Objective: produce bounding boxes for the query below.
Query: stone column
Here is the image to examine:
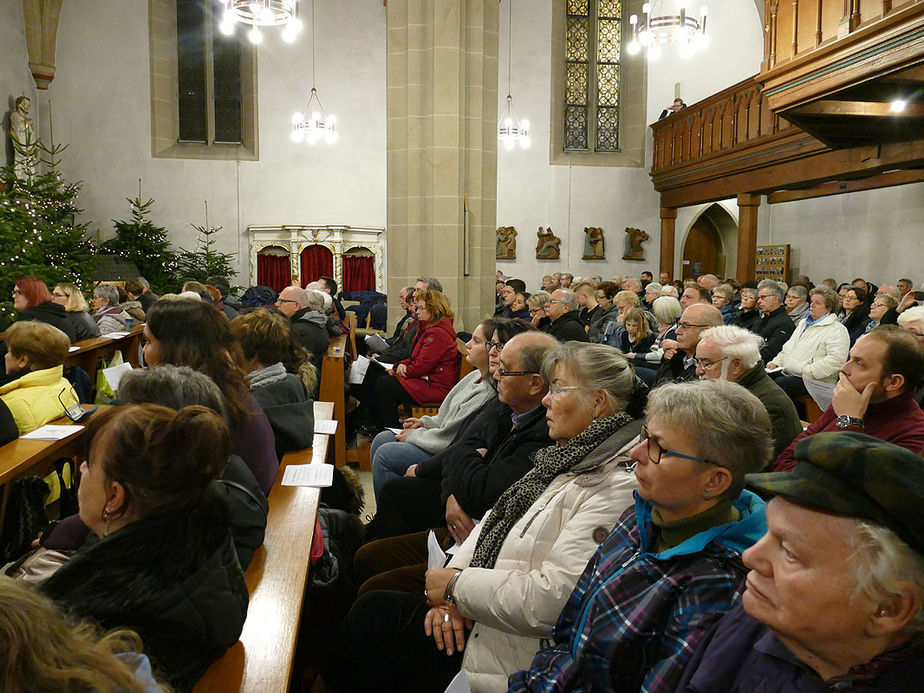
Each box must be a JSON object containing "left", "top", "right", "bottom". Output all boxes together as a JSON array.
[
  {"left": 23, "top": 0, "right": 64, "bottom": 89},
  {"left": 386, "top": 0, "right": 499, "bottom": 331},
  {"left": 736, "top": 193, "right": 761, "bottom": 281},
  {"left": 659, "top": 206, "right": 677, "bottom": 281}
]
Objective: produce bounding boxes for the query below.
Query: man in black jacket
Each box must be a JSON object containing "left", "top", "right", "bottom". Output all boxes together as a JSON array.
[
  {"left": 755, "top": 280, "right": 795, "bottom": 362},
  {"left": 276, "top": 286, "right": 330, "bottom": 372},
  {"left": 543, "top": 289, "right": 589, "bottom": 342}
]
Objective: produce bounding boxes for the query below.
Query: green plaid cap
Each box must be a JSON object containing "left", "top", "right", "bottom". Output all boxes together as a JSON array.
[{"left": 746, "top": 432, "right": 924, "bottom": 555}]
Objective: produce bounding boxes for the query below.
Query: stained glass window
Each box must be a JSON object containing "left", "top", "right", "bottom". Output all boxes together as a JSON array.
[{"left": 564, "top": 0, "right": 622, "bottom": 152}]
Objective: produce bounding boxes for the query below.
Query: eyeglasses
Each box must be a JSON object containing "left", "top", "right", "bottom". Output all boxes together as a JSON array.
[
  {"left": 677, "top": 321, "right": 710, "bottom": 330},
  {"left": 486, "top": 340, "right": 504, "bottom": 351},
  {"left": 496, "top": 368, "right": 537, "bottom": 378},
  {"left": 693, "top": 356, "right": 727, "bottom": 370},
  {"left": 871, "top": 301, "right": 888, "bottom": 308},
  {"left": 547, "top": 299, "right": 563, "bottom": 305},
  {"left": 756, "top": 293, "right": 773, "bottom": 301},
  {"left": 547, "top": 383, "right": 590, "bottom": 396},
  {"left": 12, "top": 288, "right": 21, "bottom": 295},
  {"left": 276, "top": 298, "right": 298, "bottom": 304},
  {"left": 641, "top": 425, "right": 717, "bottom": 465}
]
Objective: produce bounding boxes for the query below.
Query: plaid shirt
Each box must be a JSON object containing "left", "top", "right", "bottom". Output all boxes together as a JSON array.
[{"left": 508, "top": 491, "right": 766, "bottom": 693}]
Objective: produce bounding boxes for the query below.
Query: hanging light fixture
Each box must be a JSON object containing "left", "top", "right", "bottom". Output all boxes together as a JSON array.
[
  {"left": 498, "top": 0, "right": 529, "bottom": 150},
  {"left": 217, "top": 1, "right": 303, "bottom": 44},
  {"left": 291, "top": 0, "right": 337, "bottom": 144},
  {"left": 627, "top": 2, "right": 709, "bottom": 61}
]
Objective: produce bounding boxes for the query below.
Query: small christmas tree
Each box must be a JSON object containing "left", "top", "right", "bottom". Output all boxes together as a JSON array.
[
  {"left": 175, "top": 223, "right": 238, "bottom": 286},
  {"left": 0, "top": 142, "right": 95, "bottom": 324},
  {"left": 103, "top": 196, "right": 178, "bottom": 294}
]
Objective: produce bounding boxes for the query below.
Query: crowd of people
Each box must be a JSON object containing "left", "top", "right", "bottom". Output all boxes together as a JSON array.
[{"left": 0, "top": 266, "right": 922, "bottom": 692}]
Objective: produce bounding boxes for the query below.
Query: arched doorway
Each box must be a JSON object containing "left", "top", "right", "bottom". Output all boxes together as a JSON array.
[
  {"left": 300, "top": 245, "right": 334, "bottom": 287},
  {"left": 682, "top": 204, "right": 738, "bottom": 280}
]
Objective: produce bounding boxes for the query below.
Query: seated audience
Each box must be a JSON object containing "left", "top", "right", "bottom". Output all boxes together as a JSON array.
[
  {"left": 90, "top": 284, "right": 132, "bottom": 334},
  {"left": 696, "top": 325, "right": 801, "bottom": 459},
  {"left": 143, "top": 300, "right": 278, "bottom": 492},
  {"left": 275, "top": 286, "right": 330, "bottom": 374},
  {"left": 231, "top": 309, "right": 316, "bottom": 459},
  {"left": 0, "top": 577, "right": 168, "bottom": 692},
  {"left": 839, "top": 284, "right": 872, "bottom": 344},
  {"left": 784, "top": 284, "right": 809, "bottom": 324},
  {"left": 631, "top": 295, "right": 682, "bottom": 379},
  {"left": 370, "top": 290, "right": 459, "bottom": 429},
  {"left": 51, "top": 281, "right": 99, "bottom": 340},
  {"left": 542, "top": 288, "right": 589, "bottom": 342},
  {"left": 697, "top": 273, "right": 720, "bottom": 291},
  {"left": 587, "top": 281, "right": 618, "bottom": 342},
  {"left": 642, "top": 281, "right": 661, "bottom": 310},
  {"left": 600, "top": 290, "right": 652, "bottom": 347},
  {"left": 773, "top": 325, "right": 924, "bottom": 471},
  {"left": 677, "top": 433, "right": 924, "bottom": 693},
  {"left": 39, "top": 404, "right": 248, "bottom": 691},
  {"left": 573, "top": 280, "right": 599, "bottom": 328},
  {"left": 206, "top": 274, "right": 241, "bottom": 320},
  {"left": 711, "top": 284, "right": 736, "bottom": 324},
  {"left": 496, "top": 279, "right": 525, "bottom": 318},
  {"left": 755, "top": 280, "right": 796, "bottom": 363},
  {"left": 10, "top": 277, "right": 77, "bottom": 341},
  {"left": 315, "top": 342, "right": 643, "bottom": 692},
  {"left": 316, "top": 274, "right": 347, "bottom": 321},
  {"left": 117, "top": 284, "right": 146, "bottom": 323},
  {"left": 0, "top": 321, "right": 79, "bottom": 434},
  {"left": 127, "top": 276, "right": 159, "bottom": 312},
  {"left": 508, "top": 290, "right": 530, "bottom": 321},
  {"left": 681, "top": 281, "right": 712, "bottom": 310},
  {"left": 898, "top": 306, "right": 924, "bottom": 405},
  {"left": 767, "top": 287, "right": 850, "bottom": 400},
  {"left": 525, "top": 290, "right": 551, "bottom": 329},
  {"left": 383, "top": 285, "right": 415, "bottom": 346},
  {"left": 660, "top": 283, "right": 680, "bottom": 299},
  {"left": 734, "top": 286, "right": 760, "bottom": 331},
  {"left": 369, "top": 318, "right": 496, "bottom": 499},
  {"left": 619, "top": 306, "right": 656, "bottom": 357},
  {"left": 655, "top": 303, "right": 724, "bottom": 385},
  {"left": 559, "top": 272, "right": 573, "bottom": 288},
  {"left": 510, "top": 378, "right": 771, "bottom": 692},
  {"left": 865, "top": 292, "right": 900, "bottom": 333}
]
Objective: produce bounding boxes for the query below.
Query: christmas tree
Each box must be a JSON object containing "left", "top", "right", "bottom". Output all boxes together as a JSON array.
[
  {"left": 0, "top": 142, "right": 95, "bottom": 324},
  {"left": 175, "top": 222, "right": 238, "bottom": 286},
  {"left": 103, "top": 196, "right": 178, "bottom": 294}
]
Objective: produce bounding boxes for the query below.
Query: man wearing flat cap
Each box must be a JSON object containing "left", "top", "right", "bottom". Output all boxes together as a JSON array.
[{"left": 675, "top": 432, "right": 924, "bottom": 692}]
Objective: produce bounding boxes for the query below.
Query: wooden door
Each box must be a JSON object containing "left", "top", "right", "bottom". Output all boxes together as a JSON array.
[{"left": 682, "top": 219, "right": 721, "bottom": 280}]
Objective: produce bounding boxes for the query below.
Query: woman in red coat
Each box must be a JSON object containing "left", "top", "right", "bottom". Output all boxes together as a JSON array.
[{"left": 372, "top": 290, "right": 459, "bottom": 429}]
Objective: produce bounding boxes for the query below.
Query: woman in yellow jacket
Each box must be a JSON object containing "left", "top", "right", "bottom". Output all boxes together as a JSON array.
[{"left": 1, "top": 321, "right": 79, "bottom": 434}]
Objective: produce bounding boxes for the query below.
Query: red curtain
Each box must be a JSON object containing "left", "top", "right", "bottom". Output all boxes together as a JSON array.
[
  {"left": 257, "top": 253, "right": 290, "bottom": 293},
  {"left": 300, "top": 245, "right": 334, "bottom": 286},
  {"left": 342, "top": 255, "right": 375, "bottom": 292}
]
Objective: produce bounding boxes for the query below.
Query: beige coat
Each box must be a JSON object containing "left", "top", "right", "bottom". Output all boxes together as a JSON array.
[{"left": 447, "top": 422, "right": 642, "bottom": 693}]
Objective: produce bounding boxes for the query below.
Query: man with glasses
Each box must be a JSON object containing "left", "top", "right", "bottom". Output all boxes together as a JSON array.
[
  {"left": 695, "top": 325, "right": 801, "bottom": 459},
  {"left": 755, "top": 280, "right": 795, "bottom": 362},
  {"left": 655, "top": 303, "right": 723, "bottom": 385},
  {"left": 276, "top": 286, "right": 330, "bottom": 373},
  {"left": 543, "top": 289, "right": 589, "bottom": 343}
]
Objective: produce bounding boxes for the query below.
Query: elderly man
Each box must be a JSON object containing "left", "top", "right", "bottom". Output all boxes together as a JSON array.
[
  {"left": 773, "top": 325, "right": 924, "bottom": 471},
  {"left": 623, "top": 276, "right": 643, "bottom": 299},
  {"left": 696, "top": 325, "right": 802, "bottom": 459},
  {"left": 655, "top": 303, "right": 723, "bottom": 385},
  {"left": 276, "top": 286, "right": 330, "bottom": 371},
  {"left": 543, "top": 289, "right": 589, "bottom": 342},
  {"left": 784, "top": 285, "right": 808, "bottom": 324},
  {"left": 680, "top": 282, "right": 712, "bottom": 311},
  {"left": 755, "top": 280, "right": 796, "bottom": 362},
  {"left": 897, "top": 278, "right": 914, "bottom": 298},
  {"left": 677, "top": 432, "right": 924, "bottom": 692},
  {"left": 697, "top": 273, "right": 720, "bottom": 291},
  {"left": 415, "top": 275, "right": 443, "bottom": 293}
]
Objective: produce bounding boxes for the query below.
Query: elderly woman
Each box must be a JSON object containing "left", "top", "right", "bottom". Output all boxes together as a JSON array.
[
  {"left": 10, "top": 277, "right": 77, "bottom": 341},
  {"left": 631, "top": 295, "right": 682, "bottom": 382},
  {"left": 526, "top": 291, "right": 551, "bottom": 329},
  {"left": 587, "top": 281, "right": 619, "bottom": 342},
  {"left": 660, "top": 284, "right": 680, "bottom": 299},
  {"left": 734, "top": 286, "right": 761, "bottom": 331},
  {"left": 510, "top": 379, "right": 771, "bottom": 693},
  {"left": 643, "top": 281, "right": 662, "bottom": 310},
  {"left": 368, "top": 318, "right": 497, "bottom": 500},
  {"left": 0, "top": 321, "right": 79, "bottom": 434},
  {"left": 370, "top": 289, "right": 459, "bottom": 429},
  {"left": 91, "top": 284, "right": 132, "bottom": 334},
  {"left": 785, "top": 284, "right": 809, "bottom": 324},
  {"left": 39, "top": 404, "right": 248, "bottom": 692},
  {"left": 865, "top": 292, "right": 900, "bottom": 334},
  {"left": 768, "top": 287, "right": 850, "bottom": 399},
  {"left": 839, "top": 285, "right": 871, "bottom": 345},
  {"left": 314, "top": 343, "right": 644, "bottom": 693},
  {"left": 52, "top": 282, "right": 100, "bottom": 340},
  {"left": 143, "top": 300, "right": 278, "bottom": 492},
  {"left": 712, "top": 284, "right": 736, "bottom": 324}
]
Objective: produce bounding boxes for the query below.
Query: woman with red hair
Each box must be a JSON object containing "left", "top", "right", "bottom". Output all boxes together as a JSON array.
[{"left": 11, "top": 277, "right": 78, "bottom": 342}]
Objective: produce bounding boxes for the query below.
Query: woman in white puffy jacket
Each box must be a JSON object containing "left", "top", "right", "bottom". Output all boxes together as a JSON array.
[
  {"left": 313, "top": 342, "right": 644, "bottom": 693},
  {"left": 767, "top": 286, "right": 849, "bottom": 400}
]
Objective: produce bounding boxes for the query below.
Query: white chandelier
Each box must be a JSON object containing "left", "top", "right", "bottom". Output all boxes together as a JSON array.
[
  {"left": 290, "top": 0, "right": 336, "bottom": 145},
  {"left": 627, "top": 2, "right": 709, "bottom": 61},
  {"left": 497, "top": 0, "right": 529, "bottom": 150},
  {"left": 217, "top": 1, "right": 303, "bottom": 44}
]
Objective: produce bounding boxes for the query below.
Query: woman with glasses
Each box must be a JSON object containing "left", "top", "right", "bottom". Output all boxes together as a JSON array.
[
  {"left": 510, "top": 379, "right": 770, "bottom": 693},
  {"left": 51, "top": 282, "right": 100, "bottom": 340},
  {"left": 838, "top": 285, "right": 871, "bottom": 345},
  {"left": 525, "top": 291, "right": 551, "bottom": 329},
  {"left": 865, "top": 293, "right": 899, "bottom": 334},
  {"left": 587, "top": 281, "right": 619, "bottom": 342},
  {"left": 314, "top": 342, "right": 644, "bottom": 693},
  {"left": 9, "top": 277, "right": 78, "bottom": 342},
  {"left": 733, "top": 286, "right": 761, "bottom": 331}
]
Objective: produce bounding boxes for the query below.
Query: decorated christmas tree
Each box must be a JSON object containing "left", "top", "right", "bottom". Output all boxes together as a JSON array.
[
  {"left": 103, "top": 195, "right": 178, "bottom": 294},
  {"left": 0, "top": 142, "right": 95, "bottom": 324},
  {"left": 175, "top": 221, "right": 238, "bottom": 286}
]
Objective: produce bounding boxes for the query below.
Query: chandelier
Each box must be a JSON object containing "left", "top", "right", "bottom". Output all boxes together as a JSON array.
[
  {"left": 497, "top": 0, "right": 529, "bottom": 150},
  {"left": 627, "top": 2, "right": 709, "bottom": 60},
  {"left": 290, "top": 0, "right": 336, "bottom": 144},
  {"left": 217, "top": 1, "right": 303, "bottom": 44}
]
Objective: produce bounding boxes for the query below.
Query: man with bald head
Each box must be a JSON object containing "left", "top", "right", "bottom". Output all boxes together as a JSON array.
[
  {"left": 697, "top": 273, "right": 720, "bottom": 291},
  {"left": 277, "top": 286, "right": 330, "bottom": 371},
  {"left": 655, "top": 303, "right": 724, "bottom": 385}
]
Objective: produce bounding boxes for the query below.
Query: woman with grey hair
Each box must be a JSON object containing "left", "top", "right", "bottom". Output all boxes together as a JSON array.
[
  {"left": 711, "top": 284, "right": 736, "bottom": 324},
  {"left": 90, "top": 284, "right": 132, "bottom": 334},
  {"left": 526, "top": 290, "right": 551, "bottom": 329},
  {"left": 631, "top": 295, "right": 682, "bottom": 384},
  {"left": 316, "top": 343, "right": 645, "bottom": 693},
  {"left": 511, "top": 378, "right": 771, "bottom": 693}
]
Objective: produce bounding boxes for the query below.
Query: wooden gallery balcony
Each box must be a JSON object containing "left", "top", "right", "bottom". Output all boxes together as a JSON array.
[{"left": 650, "top": 0, "right": 924, "bottom": 280}]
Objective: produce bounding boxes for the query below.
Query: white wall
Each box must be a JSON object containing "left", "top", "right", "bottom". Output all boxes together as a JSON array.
[
  {"left": 1, "top": 1, "right": 37, "bottom": 168},
  {"left": 36, "top": 0, "right": 387, "bottom": 282}
]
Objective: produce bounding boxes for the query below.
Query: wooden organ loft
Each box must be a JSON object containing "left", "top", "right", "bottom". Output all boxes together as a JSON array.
[{"left": 651, "top": 0, "right": 924, "bottom": 281}]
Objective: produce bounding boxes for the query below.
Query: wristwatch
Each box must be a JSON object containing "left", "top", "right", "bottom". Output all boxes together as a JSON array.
[{"left": 835, "top": 415, "right": 864, "bottom": 430}]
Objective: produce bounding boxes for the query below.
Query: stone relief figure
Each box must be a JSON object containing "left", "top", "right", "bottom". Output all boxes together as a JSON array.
[
  {"left": 9, "top": 95, "right": 36, "bottom": 180},
  {"left": 496, "top": 225, "right": 517, "bottom": 259},
  {"left": 622, "top": 227, "right": 650, "bottom": 261},
  {"left": 535, "top": 226, "right": 561, "bottom": 260},
  {"left": 582, "top": 226, "right": 605, "bottom": 259}
]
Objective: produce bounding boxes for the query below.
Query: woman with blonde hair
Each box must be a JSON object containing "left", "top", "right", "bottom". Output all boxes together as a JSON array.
[
  {"left": 51, "top": 282, "right": 100, "bottom": 340},
  {"left": 0, "top": 577, "right": 168, "bottom": 692}
]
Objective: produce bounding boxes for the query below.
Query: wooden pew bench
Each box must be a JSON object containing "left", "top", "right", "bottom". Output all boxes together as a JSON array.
[{"left": 194, "top": 401, "right": 334, "bottom": 693}]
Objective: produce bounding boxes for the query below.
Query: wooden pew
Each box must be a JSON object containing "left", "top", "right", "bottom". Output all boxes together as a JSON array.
[
  {"left": 66, "top": 324, "right": 145, "bottom": 396},
  {"left": 318, "top": 335, "right": 348, "bottom": 469},
  {"left": 194, "top": 401, "right": 333, "bottom": 693}
]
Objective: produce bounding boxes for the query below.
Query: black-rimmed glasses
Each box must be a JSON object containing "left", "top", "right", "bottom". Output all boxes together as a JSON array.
[{"left": 641, "top": 425, "right": 717, "bottom": 465}]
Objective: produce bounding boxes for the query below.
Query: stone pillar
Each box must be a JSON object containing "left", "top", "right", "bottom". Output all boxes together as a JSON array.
[
  {"left": 386, "top": 0, "right": 499, "bottom": 331},
  {"left": 659, "top": 206, "right": 677, "bottom": 281},
  {"left": 23, "top": 0, "right": 64, "bottom": 89},
  {"left": 736, "top": 193, "right": 761, "bottom": 281}
]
